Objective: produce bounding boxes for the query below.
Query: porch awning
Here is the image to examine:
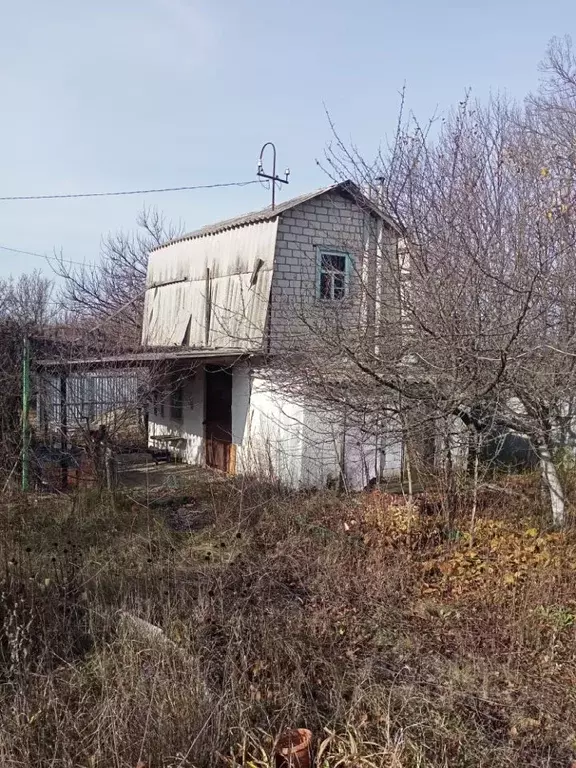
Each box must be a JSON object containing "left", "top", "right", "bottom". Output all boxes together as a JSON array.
[{"left": 36, "top": 347, "right": 260, "bottom": 371}]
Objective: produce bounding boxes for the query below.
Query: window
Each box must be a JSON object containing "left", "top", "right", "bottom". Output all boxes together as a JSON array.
[
  {"left": 318, "top": 249, "right": 350, "bottom": 300},
  {"left": 152, "top": 389, "right": 163, "bottom": 418},
  {"left": 152, "top": 389, "right": 164, "bottom": 418},
  {"left": 170, "top": 384, "right": 183, "bottom": 422}
]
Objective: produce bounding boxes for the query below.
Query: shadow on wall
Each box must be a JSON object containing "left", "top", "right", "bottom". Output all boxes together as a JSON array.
[{"left": 482, "top": 430, "right": 539, "bottom": 472}]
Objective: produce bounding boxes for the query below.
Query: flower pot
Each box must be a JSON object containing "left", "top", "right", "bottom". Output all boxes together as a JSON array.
[{"left": 274, "top": 728, "right": 313, "bottom": 768}]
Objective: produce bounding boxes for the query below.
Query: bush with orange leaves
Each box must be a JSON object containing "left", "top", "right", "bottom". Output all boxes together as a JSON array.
[{"left": 357, "top": 488, "right": 576, "bottom": 603}]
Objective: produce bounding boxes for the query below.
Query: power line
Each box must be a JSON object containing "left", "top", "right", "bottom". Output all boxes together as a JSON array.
[
  {"left": 0, "top": 244, "right": 89, "bottom": 267},
  {"left": 0, "top": 179, "right": 259, "bottom": 202},
  {"left": 0, "top": 176, "right": 262, "bottom": 268}
]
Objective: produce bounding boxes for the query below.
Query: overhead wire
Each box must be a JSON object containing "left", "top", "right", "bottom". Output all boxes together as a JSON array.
[
  {"left": 0, "top": 179, "right": 259, "bottom": 201},
  {"left": 0, "top": 177, "right": 262, "bottom": 267},
  {"left": 0, "top": 244, "right": 89, "bottom": 267}
]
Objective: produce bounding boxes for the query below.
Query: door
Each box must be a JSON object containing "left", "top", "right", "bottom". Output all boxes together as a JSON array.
[{"left": 204, "top": 366, "right": 233, "bottom": 472}]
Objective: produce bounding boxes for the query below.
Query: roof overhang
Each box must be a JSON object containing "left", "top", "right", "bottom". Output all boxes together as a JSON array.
[{"left": 37, "top": 347, "right": 262, "bottom": 371}]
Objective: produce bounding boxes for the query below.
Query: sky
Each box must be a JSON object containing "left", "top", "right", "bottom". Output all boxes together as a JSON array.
[{"left": 0, "top": 0, "right": 574, "bottom": 280}]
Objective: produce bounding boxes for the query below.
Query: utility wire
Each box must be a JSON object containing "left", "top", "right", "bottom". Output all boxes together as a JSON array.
[
  {"left": 0, "top": 179, "right": 259, "bottom": 202},
  {"left": 0, "top": 177, "right": 261, "bottom": 265},
  {"left": 0, "top": 244, "right": 89, "bottom": 267}
]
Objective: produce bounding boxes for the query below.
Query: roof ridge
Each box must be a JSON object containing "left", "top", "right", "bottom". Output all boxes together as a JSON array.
[{"left": 151, "top": 180, "right": 396, "bottom": 251}]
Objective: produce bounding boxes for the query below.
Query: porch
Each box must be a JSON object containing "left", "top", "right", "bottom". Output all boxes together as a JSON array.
[{"left": 35, "top": 346, "right": 256, "bottom": 487}]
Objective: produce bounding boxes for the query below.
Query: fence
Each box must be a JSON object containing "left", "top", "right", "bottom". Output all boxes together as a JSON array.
[
  {"left": 33, "top": 368, "right": 149, "bottom": 490},
  {"left": 38, "top": 370, "right": 144, "bottom": 431}
]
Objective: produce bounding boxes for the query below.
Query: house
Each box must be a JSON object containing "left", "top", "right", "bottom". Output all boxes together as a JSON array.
[{"left": 143, "top": 180, "right": 405, "bottom": 489}]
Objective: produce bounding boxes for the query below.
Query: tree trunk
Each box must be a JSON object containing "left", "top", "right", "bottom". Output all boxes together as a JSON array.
[
  {"left": 469, "top": 429, "right": 480, "bottom": 541},
  {"left": 537, "top": 440, "right": 566, "bottom": 527}
]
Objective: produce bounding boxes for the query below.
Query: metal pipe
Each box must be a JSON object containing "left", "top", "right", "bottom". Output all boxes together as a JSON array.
[
  {"left": 257, "top": 141, "right": 290, "bottom": 210},
  {"left": 21, "top": 337, "right": 30, "bottom": 491},
  {"left": 60, "top": 371, "right": 68, "bottom": 491}
]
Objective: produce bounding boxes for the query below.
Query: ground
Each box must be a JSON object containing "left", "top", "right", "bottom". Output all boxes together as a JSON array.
[{"left": 0, "top": 470, "right": 575, "bottom": 767}]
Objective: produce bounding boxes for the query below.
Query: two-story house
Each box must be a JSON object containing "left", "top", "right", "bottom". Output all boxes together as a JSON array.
[{"left": 144, "top": 180, "right": 404, "bottom": 489}]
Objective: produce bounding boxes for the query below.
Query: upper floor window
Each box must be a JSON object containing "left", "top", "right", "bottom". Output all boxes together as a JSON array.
[{"left": 317, "top": 248, "right": 351, "bottom": 300}]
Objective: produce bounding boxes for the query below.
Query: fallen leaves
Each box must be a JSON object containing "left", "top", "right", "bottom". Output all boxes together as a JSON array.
[{"left": 358, "top": 492, "right": 576, "bottom": 606}]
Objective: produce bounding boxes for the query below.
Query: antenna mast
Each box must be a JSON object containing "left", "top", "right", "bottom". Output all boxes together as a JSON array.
[{"left": 257, "top": 142, "right": 290, "bottom": 210}]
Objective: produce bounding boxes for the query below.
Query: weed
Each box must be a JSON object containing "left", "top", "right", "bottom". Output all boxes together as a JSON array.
[{"left": 0, "top": 477, "right": 573, "bottom": 766}]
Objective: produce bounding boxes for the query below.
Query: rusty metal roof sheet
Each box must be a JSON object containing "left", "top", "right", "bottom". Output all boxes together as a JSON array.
[{"left": 152, "top": 180, "right": 399, "bottom": 251}]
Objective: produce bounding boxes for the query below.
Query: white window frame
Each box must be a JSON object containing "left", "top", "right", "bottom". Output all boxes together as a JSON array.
[{"left": 316, "top": 247, "right": 352, "bottom": 301}]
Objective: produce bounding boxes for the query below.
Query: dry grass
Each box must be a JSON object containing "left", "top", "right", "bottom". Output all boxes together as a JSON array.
[{"left": 0, "top": 473, "right": 575, "bottom": 767}]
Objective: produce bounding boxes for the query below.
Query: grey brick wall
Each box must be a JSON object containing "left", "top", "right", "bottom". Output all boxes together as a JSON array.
[{"left": 268, "top": 190, "right": 397, "bottom": 353}]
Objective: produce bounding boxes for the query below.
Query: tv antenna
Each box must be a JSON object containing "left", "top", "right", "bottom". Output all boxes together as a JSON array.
[{"left": 257, "top": 142, "right": 290, "bottom": 210}]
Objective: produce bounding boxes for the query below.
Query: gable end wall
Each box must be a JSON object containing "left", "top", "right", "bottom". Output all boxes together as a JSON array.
[{"left": 268, "top": 190, "right": 378, "bottom": 352}]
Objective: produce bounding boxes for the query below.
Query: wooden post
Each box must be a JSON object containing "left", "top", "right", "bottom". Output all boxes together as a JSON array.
[
  {"left": 205, "top": 267, "right": 211, "bottom": 345},
  {"left": 104, "top": 427, "right": 116, "bottom": 491}
]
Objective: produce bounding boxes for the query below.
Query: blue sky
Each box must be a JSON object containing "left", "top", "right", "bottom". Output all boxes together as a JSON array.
[{"left": 0, "top": 0, "right": 573, "bottom": 279}]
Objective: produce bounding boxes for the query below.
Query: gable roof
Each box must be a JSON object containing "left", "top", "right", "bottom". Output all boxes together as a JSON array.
[{"left": 152, "top": 180, "right": 400, "bottom": 251}]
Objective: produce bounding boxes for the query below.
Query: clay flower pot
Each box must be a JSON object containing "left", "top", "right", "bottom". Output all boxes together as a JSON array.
[{"left": 274, "top": 728, "right": 313, "bottom": 768}]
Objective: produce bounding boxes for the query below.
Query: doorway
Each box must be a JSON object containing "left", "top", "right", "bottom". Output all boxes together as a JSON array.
[{"left": 204, "top": 365, "right": 233, "bottom": 472}]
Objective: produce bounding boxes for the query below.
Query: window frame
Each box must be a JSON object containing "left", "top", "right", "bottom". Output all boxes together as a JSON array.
[
  {"left": 170, "top": 383, "right": 184, "bottom": 423},
  {"left": 316, "top": 247, "right": 352, "bottom": 301},
  {"left": 152, "top": 389, "right": 165, "bottom": 419}
]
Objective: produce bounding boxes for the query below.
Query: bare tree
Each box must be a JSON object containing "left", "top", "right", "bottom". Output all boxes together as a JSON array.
[
  {"left": 264, "top": 41, "right": 576, "bottom": 526},
  {"left": 0, "top": 272, "right": 54, "bottom": 481},
  {"left": 56, "top": 208, "right": 183, "bottom": 346},
  {"left": 0, "top": 272, "right": 55, "bottom": 326}
]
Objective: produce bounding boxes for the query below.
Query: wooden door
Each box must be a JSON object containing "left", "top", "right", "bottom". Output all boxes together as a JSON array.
[{"left": 205, "top": 366, "right": 233, "bottom": 472}]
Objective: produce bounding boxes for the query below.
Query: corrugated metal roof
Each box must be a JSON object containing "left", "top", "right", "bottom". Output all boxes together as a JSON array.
[
  {"left": 142, "top": 218, "right": 278, "bottom": 349},
  {"left": 152, "top": 180, "right": 398, "bottom": 251},
  {"left": 38, "top": 348, "right": 255, "bottom": 369}
]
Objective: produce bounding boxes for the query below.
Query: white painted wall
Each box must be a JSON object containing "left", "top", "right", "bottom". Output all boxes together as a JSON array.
[
  {"left": 148, "top": 363, "right": 403, "bottom": 489},
  {"left": 148, "top": 369, "right": 204, "bottom": 464},
  {"left": 237, "top": 384, "right": 402, "bottom": 490},
  {"left": 236, "top": 371, "right": 305, "bottom": 486},
  {"left": 300, "top": 407, "right": 343, "bottom": 488},
  {"left": 381, "top": 436, "right": 403, "bottom": 479},
  {"left": 344, "top": 428, "right": 380, "bottom": 490}
]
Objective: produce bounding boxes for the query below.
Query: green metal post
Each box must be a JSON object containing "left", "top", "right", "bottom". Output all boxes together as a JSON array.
[{"left": 21, "top": 336, "right": 30, "bottom": 491}]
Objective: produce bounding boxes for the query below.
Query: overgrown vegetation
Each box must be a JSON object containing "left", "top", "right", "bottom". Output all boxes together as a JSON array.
[
  {"left": 0, "top": 474, "right": 575, "bottom": 767},
  {"left": 0, "top": 272, "right": 53, "bottom": 483}
]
